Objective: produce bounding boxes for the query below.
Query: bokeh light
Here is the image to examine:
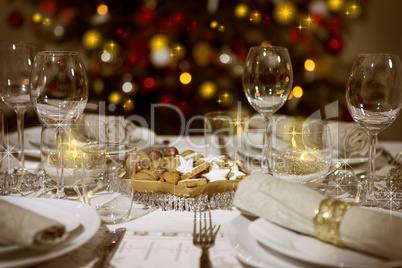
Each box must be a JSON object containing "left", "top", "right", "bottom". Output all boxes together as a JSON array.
[
  {"left": 210, "top": 20, "right": 218, "bottom": 29},
  {"left": 83, "top": 29, "right": 102, "bottom": 49},
  {"left": 199, "top": 81, "right": 217, "bottom": 99},
  {"left": 122, "top": 82, "right": 134, "bottom": 93},
  {"left": 108, "top": 91, "right": 122, "bottom": 105},
  {"left": 293, "top": 86, "right": 303, "bottom": 98},
  {"left": 327, "top": 0, "right": 344, "bottom": 11},
  {"left": 97, "top": 4, "right": 108, "bottom": 15},
  {"left": 144, "top": 77, "right": 155, "bottom": 88},
  {"left": 180, "top": 72, "right": 192, "bottom": 84},
  {"left": 32, "top": 13, "right": 42, "bottom": 23},
  {"left": 304, "top": 59, "right": 315, "bottom": 71},
  {"left": 234, "top": 4, "right": 249, "bottom": 18}
]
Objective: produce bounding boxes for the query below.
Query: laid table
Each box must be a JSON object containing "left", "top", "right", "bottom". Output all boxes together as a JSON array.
[{"left": 3, "top": 134, "right": 402, "bottom": 268}]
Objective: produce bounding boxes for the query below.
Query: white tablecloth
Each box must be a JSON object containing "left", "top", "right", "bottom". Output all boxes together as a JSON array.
[{"left": 7, "top": 136, "right": 402, "bottom": 268}]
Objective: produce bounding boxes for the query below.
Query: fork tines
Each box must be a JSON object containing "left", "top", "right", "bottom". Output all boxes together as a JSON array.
[{"left": 193, "top": 210, "right": 221, "bottom": 248}]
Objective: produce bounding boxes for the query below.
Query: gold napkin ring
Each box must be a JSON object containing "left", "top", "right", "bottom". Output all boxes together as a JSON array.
[{"left": 313, "top": 197, "right": 354, "bottom": 247}]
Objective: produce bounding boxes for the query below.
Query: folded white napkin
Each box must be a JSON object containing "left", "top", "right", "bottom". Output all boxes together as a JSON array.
[
  {"left": 233, "top": 172, "right": 402, "bottom": 260},
  {"left": 0, "top": 200, "right": 67, "bottom": 249},
  {"left": 77, "top": 114, "right": 136, "bottom": 143},
  {"left": 249, "top": 114, "right": 369, "bottom": 156}
]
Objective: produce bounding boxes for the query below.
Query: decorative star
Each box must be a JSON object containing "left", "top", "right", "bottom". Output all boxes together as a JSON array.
[
  {"left": 203, "top": 162, "right": 230, "bottom": 183},
  {"left": 228, "top": 164, "right": 246, "bottom": 180},
  {"left": 175, "top": 155, "right": 194, "bottom": 174}
]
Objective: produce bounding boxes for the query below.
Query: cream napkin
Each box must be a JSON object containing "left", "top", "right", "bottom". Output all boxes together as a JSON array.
[
  {"left": 0, "top": 200, "right": 67, "bottom": 249},
  {"left": 249, "top": 114, "right": 369, "bottom": 156},
  {"left": 233, "top": 172, "right": 402, "bottom": 260},
  {"left": 77, "top": 114, "right": 136, "bottom": 143}
]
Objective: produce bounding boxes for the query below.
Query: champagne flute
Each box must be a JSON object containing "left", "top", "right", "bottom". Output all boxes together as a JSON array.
[
  {"left": 0, "top": 42, "right": 38, "bottom": 174},
  {"left": 30, "top": 51, "right": 88, "bottom": 199},
  {"left": 346, "top": 53, "right": 402, "bottom": 206},
  {"left": 243, "top": 46, "right": 293, "bottom": 172}
]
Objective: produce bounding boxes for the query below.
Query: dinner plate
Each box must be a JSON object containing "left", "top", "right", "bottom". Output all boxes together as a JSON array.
[
  {"left": 7, "top": 126, "right": 156, "bottom": 159},
  {"left": 0, "top": 196, "right": 81, "bottom": 254},
  {"left": 0, "top": 197, "right": 100, "bottom": 268},
  {"left": 226, "top": 214, "right": 316, "bottom": 268},
  {"left": 248, "top": 217, "right": 402, "bottom": 268}
]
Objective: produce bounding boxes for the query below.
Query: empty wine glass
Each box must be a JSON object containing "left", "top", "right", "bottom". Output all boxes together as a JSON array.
[
  {"left": 30, "top": 51, "right": 89, "bottom": 199},
  {"left": 346, "top": 53, "right": 402, "bottom": 206},
  {"left": 0, "top": 42, "right": 38, "bottom": 174},
  {"left": 243, "top": 46, "right": 293, "bottom": 172}
]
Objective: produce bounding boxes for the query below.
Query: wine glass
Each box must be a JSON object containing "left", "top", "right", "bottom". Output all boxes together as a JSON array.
[
  {"left": 346, "top": 53, "right": 402, "bottom": 206},
  {"left": 30, "top": 51, "right": 89, "bottom": 199},
  {"left": 243, "top": 46, "right": 293, "bottom": 172},
  {"left": 0, "top": 42, "right": 38, "bottom": 174}
]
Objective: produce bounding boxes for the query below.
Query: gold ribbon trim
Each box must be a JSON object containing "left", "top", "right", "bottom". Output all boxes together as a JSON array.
[{"left": 313, "top": 197, "right": 354, "bottom": 247}]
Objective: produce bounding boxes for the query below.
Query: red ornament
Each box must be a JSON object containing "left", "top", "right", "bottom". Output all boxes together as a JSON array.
[
  {"left": 325, "top": 35, "right": 344, "bottom": 55},
  {"left": 8, "top": 11, "right": 24, "bottom": 27},
  {"left": 41, "top": 0, "right": 56, "bottom": 15},
  {"left": 289, "top": 29, "right": 300, "bottom": 41}
]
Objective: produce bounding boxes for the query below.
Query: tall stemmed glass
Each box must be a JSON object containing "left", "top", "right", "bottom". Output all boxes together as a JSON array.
[
  {"left": 243, "top": 46, "right": 293, "bottom": 172},
  {"left": 30, "top": 51, "right": 88, "bottom": 199},
  {"left": 0, "top": 42, "right": 38, "bottom": 174},
  {"left": 346, "top": 54, "right": 402, "bottom": 206}
]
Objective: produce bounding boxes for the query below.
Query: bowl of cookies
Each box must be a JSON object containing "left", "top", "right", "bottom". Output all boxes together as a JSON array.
[{"left": 125, "top": 146, "right": 249, "bottom": 210}]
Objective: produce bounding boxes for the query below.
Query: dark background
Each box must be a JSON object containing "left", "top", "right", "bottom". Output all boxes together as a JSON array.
[{"left": 0, "top": 0, "right": 401, "bottom": 140}]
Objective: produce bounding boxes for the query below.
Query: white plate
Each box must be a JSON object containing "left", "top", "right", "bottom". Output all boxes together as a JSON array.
[
  {"left": 8, "top": 126, "right": 156, "bottom": 159},
  {"left": 0, "top": 197, "right": 100, "bottom": 268},
  {"left": 0, "top": 196, "right": 81, "bottom": 253},
  {"left": 248, "top": 217, "right": 402, "bottom": 268},
  {"left": 226, "top": 214, "right": 315, "bottom": 268}
]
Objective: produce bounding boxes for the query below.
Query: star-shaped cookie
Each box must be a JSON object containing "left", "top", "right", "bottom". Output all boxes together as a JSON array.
[
  {"left": 203, "top": 162, "right": 230, "bottom": 183},
  {"left": 228, "top": 163, "right": 246, "bottom": 180}
]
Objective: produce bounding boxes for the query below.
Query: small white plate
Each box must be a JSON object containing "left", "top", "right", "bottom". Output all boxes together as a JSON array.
[
  {"left": 8, "top": 126, "right": 157, "bottom": 159},
  {"left": 0, "top": 197, "right": 100, "bottom": 268},
  {"left": 248, "top": 217, "right": 402, "bottom": 268}
]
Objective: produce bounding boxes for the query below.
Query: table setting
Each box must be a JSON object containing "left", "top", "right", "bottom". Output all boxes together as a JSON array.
[{"left": 0, "top": 42, "right": 402, "bottom": 268}]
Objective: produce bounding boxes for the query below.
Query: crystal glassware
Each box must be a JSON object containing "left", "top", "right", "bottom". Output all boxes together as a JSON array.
[
  {"left": 0, "top": 42, "right": 38, "bottom": 174},
  {"left": 243, "top": 46, "right": 293, "bottom": 172},
  {"left": 30, "top": 51, "right": 89, "bottom": 199},
  {"left": 346, "top": 53, "right": 402, "bottom": 206}
]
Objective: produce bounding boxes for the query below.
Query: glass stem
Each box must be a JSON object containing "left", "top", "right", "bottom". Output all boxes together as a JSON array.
[
  {"left": 366, "top": 133, "right": 377, "bottom": 198},
  {"left": 261, "top": 117, "right": 271, "bottom": 173},
  {"left": 15, "top": 109, "right": 26, "bottom": 169},
  {"left": 55, "top": 129, "right": 66, "bottom": 199}
]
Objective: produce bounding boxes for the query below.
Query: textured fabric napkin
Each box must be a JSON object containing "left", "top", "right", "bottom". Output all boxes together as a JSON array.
[
  {"left": 0, "top": 200, "right": 67, "bottom": 249},
  {"left": 233, "top": 172, "right": 402, "bottom": 260},
  {"left": 77, "top": 114, "right": 136, "bottom": 143},
  {"left": 249, "top": 114, "right": 369, "bottom": 156}
]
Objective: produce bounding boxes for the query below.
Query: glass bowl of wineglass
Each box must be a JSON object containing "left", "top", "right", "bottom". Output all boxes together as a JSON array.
[
  {"left": 30, "top": 51, "right": 89, "bottom": 199},
  {"left": 346, "top": 53, "right": 402, "bottom": 207},
  {"left": 243, "top": 46, "right": 293, "bottom": 172}
]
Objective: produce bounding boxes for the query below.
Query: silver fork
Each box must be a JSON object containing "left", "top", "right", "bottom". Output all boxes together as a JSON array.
[
  {"left": 390, "top": 152, "right": 402, "bottom": 166},
  {"left": 193, "top": 211, "right": 221, "bottom": 268}
]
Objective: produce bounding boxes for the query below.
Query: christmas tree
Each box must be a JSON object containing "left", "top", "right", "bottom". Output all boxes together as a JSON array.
[{"left": 10, "top": 0, "right": 364, "bottom": 134}]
